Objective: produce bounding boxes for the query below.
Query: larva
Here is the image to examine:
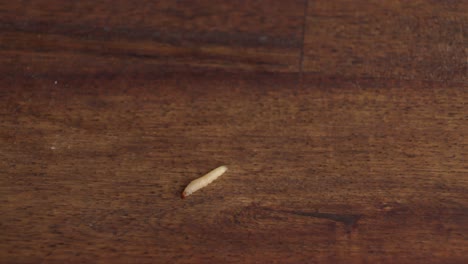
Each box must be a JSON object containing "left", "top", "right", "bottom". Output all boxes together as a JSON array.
[{"left": 182, "top": 165, "right": 228, "bottom": 198}]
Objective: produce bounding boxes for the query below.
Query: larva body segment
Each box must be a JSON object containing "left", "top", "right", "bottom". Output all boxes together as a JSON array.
[{"left": 182, "top": 165, "right": 228, "bottom": 198}]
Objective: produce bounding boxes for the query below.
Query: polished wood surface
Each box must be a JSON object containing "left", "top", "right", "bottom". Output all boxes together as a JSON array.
[{"left": 1, "top": 1, "right": 467, "bottom": 263}]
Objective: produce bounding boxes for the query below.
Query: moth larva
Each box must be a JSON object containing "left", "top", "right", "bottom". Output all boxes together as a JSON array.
[{"left": 182, "top": 165, "right": 228, "bottom": 198}]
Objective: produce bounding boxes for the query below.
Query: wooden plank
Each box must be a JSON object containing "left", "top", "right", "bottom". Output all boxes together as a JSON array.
[
  {"left": 0, "top": 0, "right": 306, "bottom": 73},
  {"left": 1, "top": 72, "right": 467, "bottom": 263},
  {"left": 303, "top": 0, "right": 468, "bottom": 81},
  {"left": 1, "top": 0, "right": 467, "bottom": 263}
]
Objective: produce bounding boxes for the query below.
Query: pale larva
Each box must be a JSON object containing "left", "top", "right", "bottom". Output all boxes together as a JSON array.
[{"left": 181, "top": 165, "right": 228, "bottom": 198}]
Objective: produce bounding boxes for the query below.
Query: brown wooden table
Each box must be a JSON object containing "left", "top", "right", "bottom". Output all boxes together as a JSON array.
[{"left": 1, "top": 1, "right": 467, "bottom": 263}]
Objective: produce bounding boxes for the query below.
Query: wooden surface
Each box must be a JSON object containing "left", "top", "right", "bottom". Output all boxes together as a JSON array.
[{"left": 1, "top": 1, "right": 467, "bottom": 263}]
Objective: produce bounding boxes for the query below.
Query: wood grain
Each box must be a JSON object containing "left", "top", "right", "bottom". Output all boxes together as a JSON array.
[
  {"left": 303, "top": 0, "right": 468, "bottom": 81},
  {"left": 0, "top": 0, "right": 306, "bottom": 73},
  {"left": 1, "top": 1, "right": 467, "bottom": 263}
]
